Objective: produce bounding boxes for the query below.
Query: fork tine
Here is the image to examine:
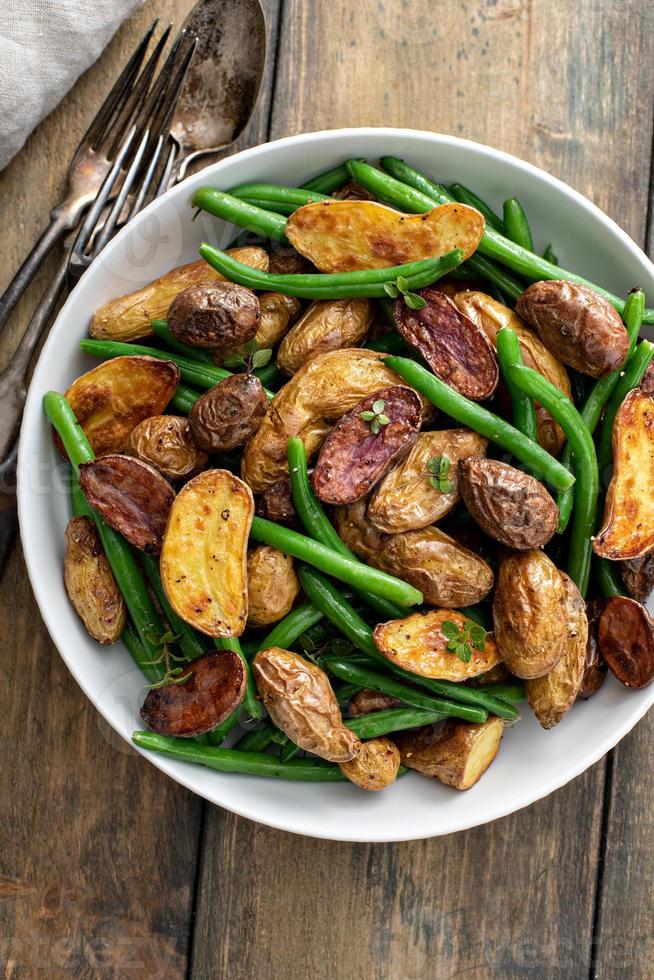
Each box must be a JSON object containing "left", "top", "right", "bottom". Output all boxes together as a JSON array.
[{"left": 84, "top": 20, "right": 157, "bottom": 151}]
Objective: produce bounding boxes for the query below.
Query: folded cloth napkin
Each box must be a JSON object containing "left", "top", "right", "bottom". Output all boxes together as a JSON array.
[{"left": 0, "top": 0, "right": 143, "bottom": 171}]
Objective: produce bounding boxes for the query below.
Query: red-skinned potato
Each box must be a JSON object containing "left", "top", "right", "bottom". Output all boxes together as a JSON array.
[
  {"left": 78, "top": 455, "right": 175, "bottom": 554},
  {"left": 515, "top": 280, "right": 629, "bottom": 378},
  {"left": 277, "top": 298, "right": 373, "bottom": 375},
  {"left": 348, "top": 689, "right": 402, "bottom": 716},
  {"left": 285, "top": 200, "right": 484, "bottom": 272},
  {"left": 188, "top": 373, "right": 267, "bottom": 452},
  {"left": 140, "top": 649, "right": 246, "bottom": 737},
  {"left": 394, "top": 717, "right": 504, "bottom": 790},
  {"left": 64, "top": 516, "right": 126, "bottom": 644},
  {"left": 246, "top": 546, "right": 300, "bottom": 627},
  {"left": 339, "top": 738, "right": 401, "bottom": 791},
  {"left": 168, "top": 281, "right": 260, "bottom": 350},
  {"left": 160, "top": 469, "right": 254, "bottom": 637},
  {"left": 60, "top": 356, "right": 180, "bottom": 457},
  {"left": 312, "top": 385, "right": 421, "bottom": 505},
  {"left": 253, "top": 647, "right": 361, "bottom": 762},
  {"left": 458, "top": 456, "right": 559, "bottom": 549},
  {"left": 393, "top": 288, "right": 499, "bottom": 400},
  {"left": 598, "top": 595, "right": 654, "bottom": 688},
  {"left": 367, "top": 429, "right": 488, "bottom": 534},
  {"left": 594, "top": 387, "right": 654, "bottom": 560},
  {"left": 127, "top": 415, "right": 207, "bottom": 480},
  {"left": 577, "top": 598, "right": 608, "bottom": 700},
  {"left": 255, "top": 480, "right": 297, "bottom": 526},
  {"left": 619, "top": 555, "right": 654, "bottom": 604},
  {"left": 373, "top": 609, "right": 501, "bottom": 681}
]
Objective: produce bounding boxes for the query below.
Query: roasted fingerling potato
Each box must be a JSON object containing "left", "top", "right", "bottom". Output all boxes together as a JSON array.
[
  {"left": 256, "top": 292, "right": 302, "bottom": 349},
  {"left": 339, "top": 737, "right": 401, "bottom": 791},
  {"left": 598, "top": 596, "right": 654, "bottom": 689},
  {"left": 348, "top": 689, "right": 402, "bottom": 716},
  {"left": 246, "top": 546, "right": 300, "bottom": 627},
  {"left": 168, "top": 281, "right": 260, "bottom": 350},
  {"left": 394, "top": 717, "right": 504, "bottom": 790},
  {"left": 277, "top": 298, "right": 373, "bottom": 374},
  {"left": 64, "top": 516, "right": 126, "bottom": 644},
  {"left": 88, "top": 247, "right": 269, "bottom": 342},
  {"left": 188, "top": 373, "right": 267, "bottom": 453},
  {"left": 127, "top": 415, "right": 208, "bottom": 480},
  {"left": 252, "top": 647, "right": 361, "bottom": 762},
  {"left": 577, "top": 598, "right": 608, "bottom": 700},
  {"left": 255, "top": 480, "right": 297, "bottom": 526}
]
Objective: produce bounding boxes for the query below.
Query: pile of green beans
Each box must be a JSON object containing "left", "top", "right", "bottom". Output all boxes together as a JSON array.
[
  {"left": 496, "top": 326, "right": 537, "bottom": 441},
  {"left": 502, "top": 198, "right": 534, "bottom": 250},
  {"left": 449, "top": 183, "right": 504, "bottom": 233}
]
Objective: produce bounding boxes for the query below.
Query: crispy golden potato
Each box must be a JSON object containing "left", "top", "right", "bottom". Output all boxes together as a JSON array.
[
  {"left": 516, "top": 281, "right": 629, "bottom": 378},
  {"left": 577, "top": 598, "right": 607, "bottom": 700},
  {"left": 458, "top": 456, "right": 559, "bottom": 549},
  {"left": 188, "top": 374, "right": 267, "bottom": 452},
  {"left": 255, "top": 480, "right": 297, "bottom": 526},
  {"left": 373, "top": 609, "right": 501, "bottom": 681},
  {"left": 348, "top": 689, "right": 402, "bottom": 716},
  {"left": 78, "top": 455, "right": 175, "bottom": 554},
  {"left": 312, "top": 385, "right": 421, "bottom": 505},
  {"left": 493, "top": 550, "right": 567, "bottom": 679},
  {"left": 241, "top": 348, "right": 430, "bottom": 492},
  {"left": 64, "top": 516, "right": 126, "bottom": 644},
  {"left": 89, "top": 248, "right": 269, "bottom": 342},
  {"left": 339, "top": 737, "right": 401, "bottom": 791},
  {"left": 253, "top": 647, "right": 361, "bottom": 762},
  {"left": 140, "top": 649, "right": 246, "bottom": 737},
  {"left": 246, "top": 546, "right": 300, "bottom": 627},
  {"left": 394, "top": 288, "right": 499, "bottom": 400},
  {"left": 454, "top": 290, "right": 571, "bottom": 453},
  {"left": 598, "top": 595, "right": 654, "bottom": 688},
  {"left": 127, "top": 415, "right": 207, "bottom": 480},
  {"left": 367, "top": 429, "right": 488, "bottom": 533},
  {"left": 525, "top": 573, "right": 588, "bottom": 728},
  {"left": 594, "top": 388, "right": 654, "bottom": 559},
  {"left": 168, "top": 282, "right": 260, "bottom": 350},
  {"left": 335, "top": 499, "right": 494, "bottom": 608},
  {"left": 257, "top": 292, "right": 302, "bottom": 349},
  {"left": 61, "top": 355, "right": 180, "bottom": 457},
  {"left": 277, "top": 298, "right": 373, "bottom": 374},
  {"left": 395, "top": 717, "right": 504, "bottom": 790},
  {"left": 286, "top": 200, "right": 484, "bottom": 273},
  {"left": 161, "top": 469, "right": 253, "bottom": 636},
  {"left": 619, "top": 554, "right": 654, "bottom": 604}
]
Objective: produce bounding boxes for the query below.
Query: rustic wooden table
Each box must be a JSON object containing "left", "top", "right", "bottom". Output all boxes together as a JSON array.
[{"left": 1, "top": 1, "right": 653, "bottom": 976}]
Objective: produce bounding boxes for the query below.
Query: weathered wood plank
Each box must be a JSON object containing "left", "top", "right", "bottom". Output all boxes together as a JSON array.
[{"left": 191, "top": 2, "right": 653, "bottom": 978}]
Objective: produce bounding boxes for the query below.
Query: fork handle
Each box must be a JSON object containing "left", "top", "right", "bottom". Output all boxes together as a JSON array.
[
  {"left": 0, "top": 443, "right": 18, "bottom": 579},
  {"left": 0, "top": 210, "right": 72, "bottom": 337}
]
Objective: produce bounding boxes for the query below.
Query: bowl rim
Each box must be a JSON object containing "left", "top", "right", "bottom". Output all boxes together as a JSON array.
[{"left": 17, "top": 126, "right": 654, "bottom": 841}]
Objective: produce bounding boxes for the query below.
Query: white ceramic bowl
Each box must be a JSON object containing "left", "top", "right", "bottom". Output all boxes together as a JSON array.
[{"left": 18, "top": 128, "right": 654, "bottom": 842}]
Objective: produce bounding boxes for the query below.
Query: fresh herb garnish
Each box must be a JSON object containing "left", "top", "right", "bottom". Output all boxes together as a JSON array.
[
  {"left": 441, "top": 619, "right": 487, "bottom": 664},
  {"left": 427, "top": 455, "right": 454, "bottom": 493},
  {"left": 222, "top": 339, "right": 272, "bottom": 373},
  {"left": 143, "top": 630, "right": 192, "bottom": 689},
  {"left": 360, "top": 398, "right": 391, "bottom": 435},
  {"left": 383, "top": 275, "right": 427, "bottom": 310}
]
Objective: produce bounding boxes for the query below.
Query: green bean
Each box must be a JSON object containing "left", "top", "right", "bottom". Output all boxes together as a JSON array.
[
  {"left": 596, "top": 339, "right": 654, "bottom": 489},
  {"left": 346, "top": 706, "right": 446, "bottom": 739},
  {"left": 169, "top": 383, "right": 202, "bottom": 414},
  {"left": 377, "top": 156, "right": 654, "bottom": 324},
  {"left": 205, "top": 710, "right": 242, "bottom": 746},
  {"left": 141, "top": 554, "right": 207, "bottom": 662},
  {"left": 132, "top": 731, "right": 348, "bottom": 780},
  {"left": 499, "top": 340, "right": 599, "bottom": 595},
  {"left": 323, "top": 659, "right": 487, "bottom": 724},
  {"left": 302, "top": 163, "right": 351, "bottom": 194},
  {"left": 287, "top": 436, "right": 406, "bottom": 620},
  {"left": 496, "top": 325, "right": 538, "bottom": 442},
  {"left": 229, "top": 183, "right": 331, "bottom": 207},
  {"left": 250, "top": 516, "right": 422, "bottom": 606},
  {"left": 333, "top": 681, "right": 363, "bottom": 702},
  {"left": 557, "top": 289, "right": 645, "bottom": 532},
  {"left": 199, "top": 244, "right": 464, "bottom": 299},
  {"left": 279, "top": 740, "right": 302, "bottom": 763},
  {"left": 449, "top": 183, "right": 504, "bottom": 233},
  {"left": 384, "top": 355, "right": 574, "bottom": 491},
  {"left": 232, "top": 726, "right": 276, "bottom": 752},
  {"left": 299, "top": 565, "right": 519, "bottom": 721},
  {"left": 475, "top": 680, "right": 526, "bottom": 703},
  {"left": 595, "top": 557, "right": 626, "bottom": 598},
  {"left": 543, "top": 243, "right": 558, "bottom": 265},
  {"left": 232, "top": 197, "right": 297, "bottom": 216},
  {"left": 151, "top": 319, "right": 214, "bottom": 364},
  {"left": 458, "top": 605, "right": 491, "bottom": 629},
  {"left": 193, "top": 187, "right": 289, "bottom": 243},
  {"left": 214, "top": 635, "right": 263, "bottom": 721},
  {"left": 254, "top": 601, "right": 325, "bottom": 656},
  {"left": 502, "top": 198, "right": 534, "bottom": 251}
]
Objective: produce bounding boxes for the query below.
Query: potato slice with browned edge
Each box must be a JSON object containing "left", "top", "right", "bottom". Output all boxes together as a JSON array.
[
  {"left": 127, "top": 415, "right": 208, "bottom": 480},
  {"left": 79, "top": 455, "right": 175, "bottom": 554},
  {"left": 577, "top": 598, "right": 608, "bottom": 700},
  {"left": 367, "top": 429, "right": 488, "bottom": 533},
  {"left": 525, "top": 573, "right": 589, "bottom": 728},
  {"left": 492, "top": 549, "right": 567, "bottom": 679},
  {"left": 339, "top": 738, "right": 401, "bottom": 791},
  {"left": 394, "top": 288, "right": 498, "bottom": 400},
  {"left": 140, "top": 649, "right": 246, "bottom": 737},
  {"left": 161, "top": 469, "right": 254, "bottom": 637},
  {"left": 394, "top": 717, "right": 504, "bottom": 790},
  {"left": 619, "top": 555, "right": 654, "bottom": 604},
  {"left": 334, "top": 499, "right": 494, "bottom": 608},
  {"left": 594, "top": 387, "right": 654, "bottom": 560},
  {"left": 598, "top": 595, "right": 654, "bottom": 688},
  {"left": 253, "top": 648, "right": 361, "bottom": 762},
  {"left": 454, "top": 290, "right": 571, "bottom": 454},
  {"left": 241, "top": 348, "right": 432, "bottom": 492},
  {"left": 285, "top": 200, "right": 484, "bottom": 273},
  {"left": 89, "top": 247, "right": 269, "bottom": 342},
  {"left": 64, "top": 516, "right": 126, "bottom": 644},
  {"left": 277, "top": 298, "right": 373, "bottom": 374},
  {"left": 62, "top": 355, "right": 180, "bottom": 457},
  {"left": 246, "top": 546, "right": 300, "bottom": 627},
  {"left": 373, "top": 609, "right": 501, "bottom": 682},
  {"left": 312, "top": 385, "right": 421, "bottom": 505},
  {"left": 458, "top": 456, "right": 559, "bottom": 549}
]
